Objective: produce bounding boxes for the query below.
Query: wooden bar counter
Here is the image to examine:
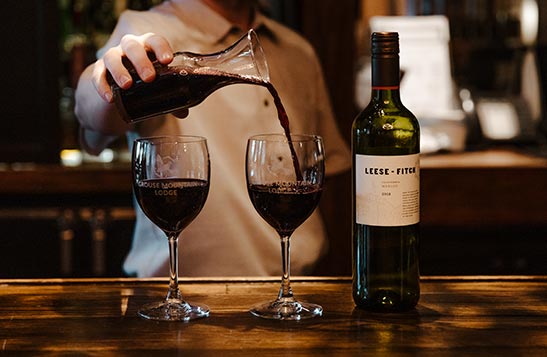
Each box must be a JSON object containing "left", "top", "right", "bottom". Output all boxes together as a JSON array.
[{"left": 1, "top": 276, "right": 546, "bottom": 354}]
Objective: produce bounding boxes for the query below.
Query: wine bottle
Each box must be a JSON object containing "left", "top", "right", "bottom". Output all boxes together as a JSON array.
[{"left": 352, "top": 32, "right": 420, "bottom": 311}]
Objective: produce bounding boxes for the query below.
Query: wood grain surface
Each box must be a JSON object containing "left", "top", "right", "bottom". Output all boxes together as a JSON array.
[{"left": 0, "top": 277, "right": 545, "bottom": 354}]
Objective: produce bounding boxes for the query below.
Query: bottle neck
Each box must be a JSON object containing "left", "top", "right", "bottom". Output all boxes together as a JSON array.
[
  {"left": 370, "top": 54, "right": 400, "bottom": 103},
  {"left": 371, "top": 86, "right": 401, "bottom": 103}
]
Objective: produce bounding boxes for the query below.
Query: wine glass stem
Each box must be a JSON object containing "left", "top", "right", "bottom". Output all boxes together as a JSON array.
[
  {"left": 167, "top": 235, "right": 181, "bottom": 300},
  {"left": 279, "top": 235, "right": 294, "bottom": 300}
]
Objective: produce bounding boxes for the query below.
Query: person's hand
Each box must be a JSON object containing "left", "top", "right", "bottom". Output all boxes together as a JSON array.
[{"left": 93, "top": 33, "right": 174, "bottom": 104}]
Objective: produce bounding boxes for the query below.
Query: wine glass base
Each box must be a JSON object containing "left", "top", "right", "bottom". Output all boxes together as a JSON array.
[
  {"left": 250, "top": 299, "right": 322, "bottom": 321},
  {"left": 138, "top": 299, "right": 209, "bottom": 322}
]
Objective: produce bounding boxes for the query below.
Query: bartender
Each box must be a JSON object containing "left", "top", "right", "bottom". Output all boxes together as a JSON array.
[{"left": 74, "top": 0, "right": 350, "bottom": 277}]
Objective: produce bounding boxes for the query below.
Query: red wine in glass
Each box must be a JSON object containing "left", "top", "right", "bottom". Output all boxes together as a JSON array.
[
  {"left": 247, "top": 182, "right": 322, "bottom": 236},
  {"left": 135, "top": 178, "right": 209, "bottom": 234},
  {"left": 246, "top": 134, "right": 325, "bottom": 320},
  {"left": 132, "top": 135, "right": 210, "bottom": 322}
]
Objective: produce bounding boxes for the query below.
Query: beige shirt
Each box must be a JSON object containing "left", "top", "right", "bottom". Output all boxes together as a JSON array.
[{"left": 96, "top": 0, "right": 350, "bottom": 277}]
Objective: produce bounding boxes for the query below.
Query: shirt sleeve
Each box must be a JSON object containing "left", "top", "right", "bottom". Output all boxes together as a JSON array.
[{"left": 78, "top": 127, "right": 118, "bottom": 156}]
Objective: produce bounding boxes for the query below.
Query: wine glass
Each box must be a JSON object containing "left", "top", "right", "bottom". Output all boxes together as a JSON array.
[
  {"left": 246, "top": 133, "right": 325, "bottom": 320},
  {"left": 132, "top": 136, "right": 210, "bottom": 321}
]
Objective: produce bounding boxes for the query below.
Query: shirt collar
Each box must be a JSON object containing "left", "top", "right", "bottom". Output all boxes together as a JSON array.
[{"left": 169, "top": 0, "right": 273, "bottom": 44}]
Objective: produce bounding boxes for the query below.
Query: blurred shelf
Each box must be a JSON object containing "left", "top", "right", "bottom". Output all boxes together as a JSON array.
[
  {"left": 421, "top": 148, "right": 547, "bottom": 168},
  {"left": 421, "top": 148, "right": 547, "bottom": 227},
  {"left": 0, "top": 162, "right": 131, "bottom": 195}
]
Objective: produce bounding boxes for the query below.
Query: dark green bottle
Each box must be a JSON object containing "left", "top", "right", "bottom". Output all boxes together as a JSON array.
[{"left": 352, "top": 32, "right": 420, "bottom": 311}]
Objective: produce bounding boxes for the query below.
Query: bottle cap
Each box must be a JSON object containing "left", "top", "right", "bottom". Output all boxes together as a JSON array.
[{"left": 371, "top": 32, "right": 399, "bottom": 55}]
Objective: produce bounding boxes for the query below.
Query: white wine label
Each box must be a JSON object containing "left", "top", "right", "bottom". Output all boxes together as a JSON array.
[{"left": 355, "top": 154, "right": 420, "bottom": 226}]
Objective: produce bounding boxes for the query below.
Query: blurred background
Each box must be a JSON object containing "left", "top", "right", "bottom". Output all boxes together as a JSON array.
[{"left": 0, "top": 0, "right": 545, "bottom": 278}]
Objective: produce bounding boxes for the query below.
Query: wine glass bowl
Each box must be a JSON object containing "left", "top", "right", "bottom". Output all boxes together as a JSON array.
[
  {"left": 246, "top": 134, "right": 325, "bottom": 320},
  {"left": 132, "top": 136, "right": 210, "bottom": 321}
]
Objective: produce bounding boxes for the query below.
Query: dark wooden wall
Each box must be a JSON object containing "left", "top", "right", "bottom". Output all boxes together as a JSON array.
[
  {"left": 295, "top": 1, "right": 359, "bottom": 275},
  {"left": 0, "top": 0, "right": 61, "bottom": 163}
]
